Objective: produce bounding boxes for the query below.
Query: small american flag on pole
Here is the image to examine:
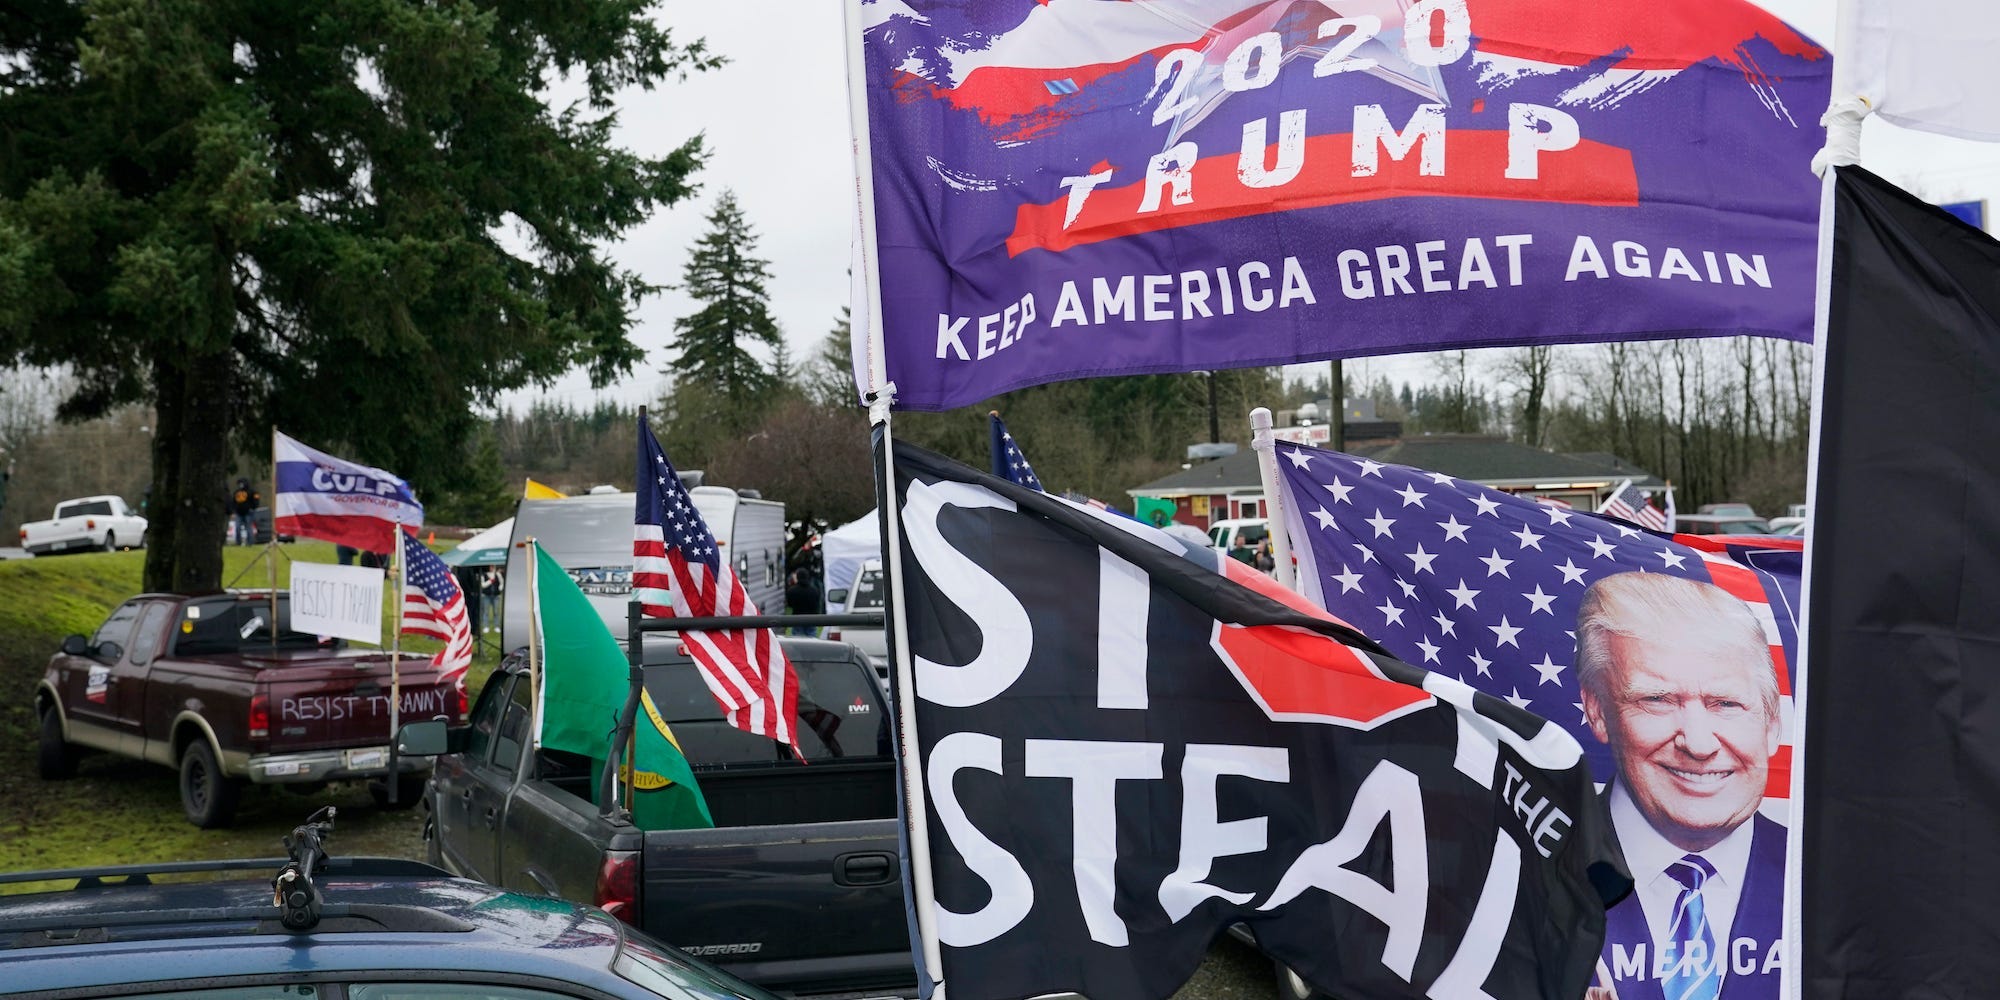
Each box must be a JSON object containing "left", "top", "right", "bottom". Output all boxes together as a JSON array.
[
  {"left": 1596, "top": 478, "right": 1667, "bottom": 530},
  {"left": 400, "top": 530, "right": 473, "bottom": 691},
  {"left": 633, "top": 414, "right": 799, "bottom": 753}
]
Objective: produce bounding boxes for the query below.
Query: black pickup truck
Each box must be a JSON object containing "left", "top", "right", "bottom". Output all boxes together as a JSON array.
[{"left": 419, "top": 635, "right": 912, "bottom": 998}]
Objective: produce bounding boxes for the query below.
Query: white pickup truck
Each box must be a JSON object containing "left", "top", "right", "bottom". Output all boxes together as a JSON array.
[{"left": 19, "top": 495, "right": 148, "bottom": 555}]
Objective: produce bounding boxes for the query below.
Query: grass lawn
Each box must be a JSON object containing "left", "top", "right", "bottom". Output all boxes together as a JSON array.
[{"left": 0, "top": 542, "right": 505, "bottom": 882}]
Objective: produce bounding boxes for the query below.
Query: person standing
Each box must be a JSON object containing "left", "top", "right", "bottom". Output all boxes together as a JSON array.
[
  {"left": 230, "top": 478, "right": 257, "bottom": 545},
  {"left": 480, "top": 568, "right": 502, "bottom": 634},
  {"left": 785, "top": 568, "right": 822, "bottom": 636}
]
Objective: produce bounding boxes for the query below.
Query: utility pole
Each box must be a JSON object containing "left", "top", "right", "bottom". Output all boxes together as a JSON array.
[
  {"left": 1331, "top": 359, "right": 1346, "bottom": 452},
  {"left": 1207, "top": 372, "right": 1220, "bottom": 444}
]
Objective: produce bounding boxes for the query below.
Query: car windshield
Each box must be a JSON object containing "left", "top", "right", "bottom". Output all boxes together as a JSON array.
[
  {"left": 173, "top": 596, "right": 341, "bottom": 655},
  {"left": 57, "top": 499, "right": 114, "bottom": 518},
  {"left": 849, "top": 569, "right": 885, "bottom": 611},
  {"left": 616, "top": 936, "right": 778, "bottom": 1000}
]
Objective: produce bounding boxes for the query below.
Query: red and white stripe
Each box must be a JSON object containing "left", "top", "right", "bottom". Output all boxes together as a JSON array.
[{"left": 635, "top": 524, "right": 798, "bottom": 751}]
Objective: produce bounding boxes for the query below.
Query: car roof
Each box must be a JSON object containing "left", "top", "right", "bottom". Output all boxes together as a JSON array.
[{"left": 0, "top": 858, "right": 637, "bottom": 995}]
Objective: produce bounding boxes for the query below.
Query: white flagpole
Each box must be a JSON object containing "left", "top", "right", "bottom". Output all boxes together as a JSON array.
[
  {"left": 846, "top": 2, "right": 943, "bottom": 992},
  {"left": 1778, "top": 166, "right": 1841, "bottom": 1000},
  {"left": 389, "top": 522, "right": 403, "bottom": 750},
  {"left": 1595, "top": 478, "right": 1634, "bottom": 516},
  {"left": 1249, "top": 407, "right": 1296, "bottom": 590},
  {"left": 528, "top": 537, "right": 545, "bottom": 753}
]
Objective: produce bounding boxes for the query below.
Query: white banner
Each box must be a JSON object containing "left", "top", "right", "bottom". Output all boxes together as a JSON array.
[
  {"left": 289, "top": 561, "right": 385, "bottom": 645},
  {"left": 1838, "top": 0, "right": 2000, "bottom": 141}
]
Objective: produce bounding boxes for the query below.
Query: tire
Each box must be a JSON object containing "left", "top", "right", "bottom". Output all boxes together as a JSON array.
[
  {"left": 37, "top": 707, "right": 76, "bottom": 780},
  {"left": 179, "top": 740, "right": 241, "bottom": 829},
  {"left": 101, "top": 533, "right": 116, "bottom": 552},
  {"left": 370, "top": 771, "right": 428, "bottom": 810},
  {"left": 1275, "top": 960, "right": 1332, "bottom": 1000}
]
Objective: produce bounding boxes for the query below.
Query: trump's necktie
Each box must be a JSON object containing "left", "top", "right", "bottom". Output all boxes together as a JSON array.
[{"left": 1665, "top": 854, "right": 1721, "bottom": 1000}]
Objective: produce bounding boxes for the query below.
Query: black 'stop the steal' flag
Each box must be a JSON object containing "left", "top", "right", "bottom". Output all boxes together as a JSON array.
[
  {"left": 887, "top": 441, "right": 1629, "bottom": 1000},
  {"left": 1803, "top": 167, "right": 2000, "bottom": 998}
]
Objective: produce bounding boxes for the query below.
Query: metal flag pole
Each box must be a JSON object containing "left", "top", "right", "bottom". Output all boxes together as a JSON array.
[
  {"left": 1250, "top": 407, "right": 1296, "bottom": 590},
  {"left": 845, "top": 1, "right": 943, "bottom": 992},
  {"left": 387, "top": 520, "right": 404, "bottom": 799},
  {"left": 268, "top": 429, "right": 280, "bottom": 650},
  {"left": 527, "top": 537, "right": 544, "bottom": 755}
]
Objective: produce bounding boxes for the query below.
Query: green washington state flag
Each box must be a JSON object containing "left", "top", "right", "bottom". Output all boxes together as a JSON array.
[{"left": 533, "top": 544, "right": 712, "bottom": 830}]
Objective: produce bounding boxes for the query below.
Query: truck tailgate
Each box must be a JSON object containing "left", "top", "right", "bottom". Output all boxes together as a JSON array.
[
  {"left": 252, "top": 652, "right": 455, "bottom": 752},
  {"left": 643, "top": 818, "right": 912, "bottom": 993}
]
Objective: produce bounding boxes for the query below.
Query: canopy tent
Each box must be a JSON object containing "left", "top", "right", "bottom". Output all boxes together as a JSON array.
[
  {"left": 442, "top": 517, "right": 513, "bottom": 567},
  {"left": 821, "top": 510, "right": 881, "bottom": 600}
]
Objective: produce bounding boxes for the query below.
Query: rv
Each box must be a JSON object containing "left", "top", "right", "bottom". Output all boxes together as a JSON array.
[{"left": 500, "top": 485, "right": 787, "bottom": 652}]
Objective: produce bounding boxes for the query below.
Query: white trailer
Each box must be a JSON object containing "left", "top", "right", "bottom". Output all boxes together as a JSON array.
[{"left": 502, "top": 486, "right": 787, "bottom": 652}]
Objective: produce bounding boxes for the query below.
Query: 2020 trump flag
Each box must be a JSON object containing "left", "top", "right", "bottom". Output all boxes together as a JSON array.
[
  {"left": 888, "top": 441, "right": 1629, "bottom": 1000},
  {"left": 849, "top": 0, "right": 1829, "bottom": 410}
]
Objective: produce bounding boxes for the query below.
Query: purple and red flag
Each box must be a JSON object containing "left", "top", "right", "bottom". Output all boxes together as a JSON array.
[
  {"left": 400, "top": 529, "right": 473, "bottom": 694},
  {"left": 851, "top": 0, "right": 1829, "bottom": 410},
  {"left": 633, "top": 415, "right": 800, "bottom": 753}
]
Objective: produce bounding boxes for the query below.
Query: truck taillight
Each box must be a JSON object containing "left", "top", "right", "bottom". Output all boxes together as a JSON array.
[
  {"left": 249, "top": 694, "right": 269, "bottom": 740},
  {"left": 826, "top": 628, "right": 841, "bottom": 642},
  {"left": 85, "top": 518, "right": 96, "bottom": 530},
  {"left": 595, "top": 850, "right": 640, "bottom": 925}
]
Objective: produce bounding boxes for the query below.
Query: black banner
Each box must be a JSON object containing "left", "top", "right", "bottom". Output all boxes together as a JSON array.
[
  {"left": 890, "top": 441, "right": 1629, "bottom": 1000},
  {"left": 1802, "top": 167, "right": 2000, "bottom": 998}
]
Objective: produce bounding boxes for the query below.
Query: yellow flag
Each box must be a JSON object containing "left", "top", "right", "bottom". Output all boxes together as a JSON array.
[{"left": 524, "top": 478, "right": 567, "bottom": 499}]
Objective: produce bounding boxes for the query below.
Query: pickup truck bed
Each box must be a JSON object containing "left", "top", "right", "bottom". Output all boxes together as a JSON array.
[{"left": 428, "top": 636, "right": 913, "bottom": 997}]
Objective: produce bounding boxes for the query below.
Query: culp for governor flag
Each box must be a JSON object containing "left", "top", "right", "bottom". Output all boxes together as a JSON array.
[
  {"left": 533, "top": 543, "right": 711, "bottom": 831},
  {"left": 1799, "top": 166, "right": 2000, "bottom": 998},
  {"left": 888, "top": 441, "right": 1629, "bottom": 1000}
]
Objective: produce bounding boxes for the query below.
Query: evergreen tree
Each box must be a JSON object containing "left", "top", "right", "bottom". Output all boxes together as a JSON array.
[
  {"left": 667, "top": 190, "right": 782, "bottom": 418},
  {"left": 0, "top": 0, "right": 717, "bottom": 592}
]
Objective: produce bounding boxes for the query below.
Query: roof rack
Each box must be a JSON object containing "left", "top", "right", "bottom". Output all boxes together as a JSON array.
[{"left": 0, "top": 809, "right": 472, "bottom": 946}]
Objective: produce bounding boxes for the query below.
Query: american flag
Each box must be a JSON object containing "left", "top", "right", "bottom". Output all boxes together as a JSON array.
[
  {"left": 400, "top": 530, "right": 473, "bottom": 691},
  {"left": 989, "top": 412, "right": 1043, "bottom": 491},
  {"left": 1271, "top": 442, "right": 1803, "bottom": 792},
  {"left": 1596, "top": 478, "right": 1667, "bottom": 530},
  {"left": 633, "top": 414, "right": 799, "bottom": 753}
]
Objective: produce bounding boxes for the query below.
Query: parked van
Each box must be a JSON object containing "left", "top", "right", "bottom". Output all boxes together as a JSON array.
[
  {"left": 501, "top": 486, "right": 787, "bottom": 652},
  {"left": 827, "top": 557, "right": 888, "bottom": 686}
]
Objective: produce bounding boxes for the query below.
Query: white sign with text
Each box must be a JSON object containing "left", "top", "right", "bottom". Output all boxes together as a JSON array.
[{"left": 290, "top": 561, "right": 384, "bottom": 645}]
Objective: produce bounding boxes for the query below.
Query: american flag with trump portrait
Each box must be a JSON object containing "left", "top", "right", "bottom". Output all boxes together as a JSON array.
[
  {"left": 632, "top": 414, "right": 799, "bottom": 753},
  {"left": 1269, "top": 440, "right": 1803, "bottom": 998}
]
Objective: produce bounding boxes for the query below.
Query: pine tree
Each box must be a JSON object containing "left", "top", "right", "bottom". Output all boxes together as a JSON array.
[
  {"left": 668, "top": 190, "right": 782, "bottom": 415},
  {"left": 0, "top": 0, "right": 717, "bottom": 593}
]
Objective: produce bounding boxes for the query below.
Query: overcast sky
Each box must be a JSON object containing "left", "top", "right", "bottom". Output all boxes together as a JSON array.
[{"left": 501, "top": 0, "right": 2000, "bottom": 413}]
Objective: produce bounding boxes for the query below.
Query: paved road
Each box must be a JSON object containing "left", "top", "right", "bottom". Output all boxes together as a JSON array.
[{"left": 0, "top": 547, "right": 28, "bottom": 559}]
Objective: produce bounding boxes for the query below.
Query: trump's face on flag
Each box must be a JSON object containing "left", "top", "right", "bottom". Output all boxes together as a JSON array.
[{"left": 1577, "top": 572, "right": 1781, "bottom": 853}]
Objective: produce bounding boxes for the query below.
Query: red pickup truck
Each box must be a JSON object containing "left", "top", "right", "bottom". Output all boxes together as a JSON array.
[{"left": 33, "top": 591, "right": 464, "bottom": 827}]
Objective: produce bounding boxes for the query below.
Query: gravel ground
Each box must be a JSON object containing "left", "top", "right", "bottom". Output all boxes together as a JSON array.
[{"left": 1172, "top": 935, "right": 1278, "bottom": 1000}]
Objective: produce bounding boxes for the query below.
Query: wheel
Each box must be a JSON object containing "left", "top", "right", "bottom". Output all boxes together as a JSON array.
[
  {"left": 1275, "top": 960, "right": 1332, "bottom": 1000},
  {"left": 370, "top": 771, "right": 428, "bottom": 810},
  {"left": 37, "top": 707, "right": 76, "bottom": 780},
  {"left": 101, "top": 533, "right": 117, "bottom": 552},
  {"left": 178, "top": 740, "right": 241, "bottom": 828}
]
